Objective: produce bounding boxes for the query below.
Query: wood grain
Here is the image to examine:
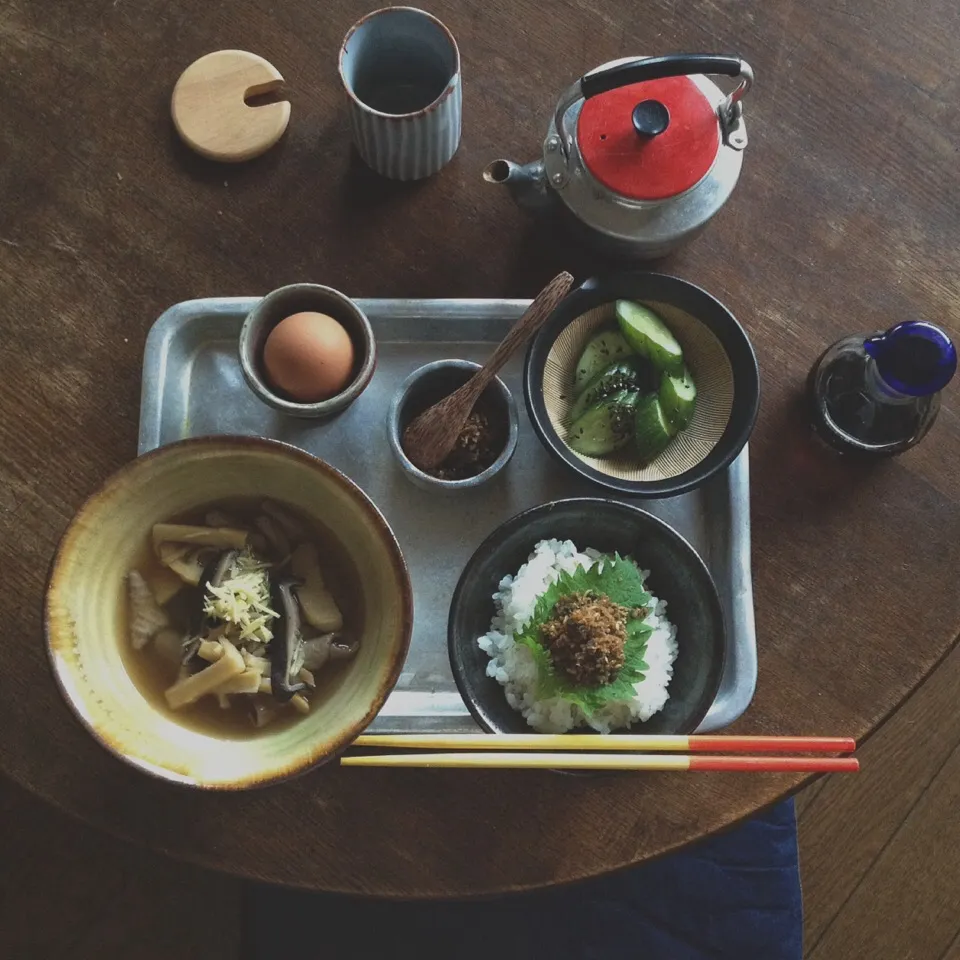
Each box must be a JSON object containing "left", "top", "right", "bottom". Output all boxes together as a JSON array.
[
  {"left": 943, "top": 933, "right": 960, "bottom": 960},
  {"left": 1, "top": 0, "right": 959, "bottom": 896},
  {"left": 0, "top": 776, "right": 241, "bottom": 960},
  {"left": 808, "top": 737, "right": 960, "bottom": 959},
  {"left": 799, "top": 637, "right": 960, "bottom": 955},
  {"left": 794, "top": 776, "right": 827, "bottom": 820}
]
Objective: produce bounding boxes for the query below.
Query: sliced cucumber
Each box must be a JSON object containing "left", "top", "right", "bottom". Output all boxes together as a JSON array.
[
  {"left": 567, "top": 390, "right": 640, "bottom": 457},
  {"left": 634, "top": 395, "right": 677, "bottom": 462},
  {"left": 573, "top": 329, "right": 634, "bottom": 395},
  {"left": 569, "top": 358, "right": 655, "bottom": 422},
  {"left": 616, "top": 301, "right": 685, "bottom": 377},
  {"left": 659, "top": 366, "right": 697, "bottom": 430}
]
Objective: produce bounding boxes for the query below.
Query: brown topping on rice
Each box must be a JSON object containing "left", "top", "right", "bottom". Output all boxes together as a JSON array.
[{"left": 540, "top": 591, "right": 630, "bottom": 687}]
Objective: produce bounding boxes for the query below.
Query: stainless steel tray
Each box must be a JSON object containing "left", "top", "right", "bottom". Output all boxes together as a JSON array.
[{"left": 140, "top": 298, "right": 757, "bottom": 733}]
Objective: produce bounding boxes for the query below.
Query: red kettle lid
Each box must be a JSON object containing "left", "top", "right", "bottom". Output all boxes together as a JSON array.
[{"left": 577, "top": 75, "right": 720, "bottom": 201}]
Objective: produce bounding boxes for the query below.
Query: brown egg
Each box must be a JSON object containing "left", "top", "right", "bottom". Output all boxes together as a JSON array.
[{"left": 262, "top": 312, "right": 355, "bottom": 402}]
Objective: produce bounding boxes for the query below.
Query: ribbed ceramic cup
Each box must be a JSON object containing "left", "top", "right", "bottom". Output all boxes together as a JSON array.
[{"left": 339, "top": 7, "right": 462, "bottom": 180}]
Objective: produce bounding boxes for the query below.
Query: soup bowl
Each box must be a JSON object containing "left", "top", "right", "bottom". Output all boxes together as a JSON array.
[{"left": 44, "top": 436, "right": 412, "bottom": 789}]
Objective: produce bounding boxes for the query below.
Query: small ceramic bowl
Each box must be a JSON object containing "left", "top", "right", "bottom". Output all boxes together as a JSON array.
[
  {"left": 448, "top": 498, "right": 725, "bottom": 735},
  {"left": 239, "top": 283, "right": 377, "bottom": 419},
  {"left": 44, "top": 437, "right": 413, "bottom": 789},
  {"left": 387, "top": 360, "right": 519, "bottom": 492},
  {"left": 524, "top": 272, "right": 760, "bottom": 498}
]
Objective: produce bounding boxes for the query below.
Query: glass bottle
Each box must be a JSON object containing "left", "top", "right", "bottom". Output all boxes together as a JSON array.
[{"left": 808, "top": 321, "right": 956, "bottom": 455}]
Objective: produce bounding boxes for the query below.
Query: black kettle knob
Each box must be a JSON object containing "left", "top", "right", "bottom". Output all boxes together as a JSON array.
[{"left": 632, "top": 100, "right": 670, "bottom": 138}]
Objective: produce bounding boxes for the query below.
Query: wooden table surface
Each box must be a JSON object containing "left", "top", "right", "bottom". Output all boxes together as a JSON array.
[{"left": 2, "top": 0, "right": 958, "bottom": 897}]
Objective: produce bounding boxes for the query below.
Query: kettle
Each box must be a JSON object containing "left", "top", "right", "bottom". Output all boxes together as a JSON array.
[{"left": 484, "top": 54, "right": 754, "bottom": 259}]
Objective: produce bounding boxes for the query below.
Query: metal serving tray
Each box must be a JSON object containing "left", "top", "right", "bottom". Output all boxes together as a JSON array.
[{"left": 140, "top": 298, "right": 757, "bottom": 733}]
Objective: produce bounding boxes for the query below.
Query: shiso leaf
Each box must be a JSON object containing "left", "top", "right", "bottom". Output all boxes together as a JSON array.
[{"left": 514, "top": 555, "right": 653, "bottom": 718}]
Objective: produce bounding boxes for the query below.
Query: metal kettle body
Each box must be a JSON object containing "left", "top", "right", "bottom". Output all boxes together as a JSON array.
[{"left": 485, "top": 54, "right": 754, "bottom": 260}]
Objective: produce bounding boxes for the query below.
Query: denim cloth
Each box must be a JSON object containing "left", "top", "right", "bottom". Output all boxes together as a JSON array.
[{"left": 244, "top": 798, "right": 801, "bottom": 960}]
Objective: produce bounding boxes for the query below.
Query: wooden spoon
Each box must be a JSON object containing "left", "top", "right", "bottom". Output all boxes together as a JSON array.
[{"left": 402, "top": 271, "right": 575, "bottom": 471}]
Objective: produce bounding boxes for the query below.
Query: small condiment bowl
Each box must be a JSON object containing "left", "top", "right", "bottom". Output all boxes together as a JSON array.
[
  {"left": 44, "top": 436, "right": 413, "bottom": 790},
  {"left": 387, "top": 360, "right": 519, "bottom": 492},
  {"left": 239, "top": 283, "right": 377, "bottom": 419}
]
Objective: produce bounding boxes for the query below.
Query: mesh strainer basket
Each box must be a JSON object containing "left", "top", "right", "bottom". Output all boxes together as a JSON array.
[{"left": 524, "top": 273, "right": 759, "bottom": 498}]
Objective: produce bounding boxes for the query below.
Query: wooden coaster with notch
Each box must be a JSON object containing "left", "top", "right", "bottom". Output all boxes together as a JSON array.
[{"left": 171, "top": 50, "right": 290, "bottom": 162}]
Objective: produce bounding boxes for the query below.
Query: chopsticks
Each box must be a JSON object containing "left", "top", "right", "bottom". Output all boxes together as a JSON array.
[
  {"left": 344, "top": 734, "right": 859, "bottom": 772},
  {"left": 353, "top": 734, "right": 856, "bottom": 753},
  {"left": 342, "top": 753, "right": 859, "bottom": 772}
]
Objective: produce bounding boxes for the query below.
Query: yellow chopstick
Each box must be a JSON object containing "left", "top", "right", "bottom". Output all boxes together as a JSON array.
[
  {"left": 341, "top": 752, "right": 860, "bottom": 772},
  {"left": 352, "top": 734, "right": 856, "bottom": 754}
]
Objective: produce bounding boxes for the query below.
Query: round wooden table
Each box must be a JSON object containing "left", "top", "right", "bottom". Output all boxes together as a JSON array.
[{"left": 2, "top": 0, "right": 958, "bottom": 897}]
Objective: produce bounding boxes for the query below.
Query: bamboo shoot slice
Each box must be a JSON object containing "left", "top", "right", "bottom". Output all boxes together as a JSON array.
[
  {"left": 290, "top": 543, "right": 343, "bottom": 631},
  {"left": 152, "top": 523, "right": 248, "bottom": 550},
  {"left": 290, "top": 693, "right": 310, "bottom": 715},
  {"left": 213, "top": 668, "right": 263, "bottom": 696},
  {"left": 144, "top": 565, "right": 187, "bottom": 606},
  {"left": 164, "top": 640, "right": 244, "bottom": 709},
  {"left": 157, "top": 543, "right": 207, "bottom": 586}
]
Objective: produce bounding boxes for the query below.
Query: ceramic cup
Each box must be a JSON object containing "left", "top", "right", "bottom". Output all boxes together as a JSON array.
[{"left": 339, "top": 7, "right": 462, "bottom": 180}]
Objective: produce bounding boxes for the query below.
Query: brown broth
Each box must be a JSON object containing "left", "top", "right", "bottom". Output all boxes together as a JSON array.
[{"left": 119, "top": 497, "right": 364, "bottom": 738}]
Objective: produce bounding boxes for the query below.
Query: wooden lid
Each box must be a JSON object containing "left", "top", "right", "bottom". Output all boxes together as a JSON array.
[{"left": 171, "top": 50, "right": 290, "bottom": 162}]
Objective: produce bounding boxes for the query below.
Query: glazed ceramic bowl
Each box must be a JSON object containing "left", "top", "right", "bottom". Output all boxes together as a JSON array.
[
  {"left": 44, "top": 437, "right": 412, "bottom": 789},
  {"left": 448, "top": 499, "right": 724, "bottom": 735},
  {"left": 239, "top": 283, "right": 377, "bottom": 419},
  {"left": 387, "top": 360, "right": 519, "bottom": 492},
  {"left": 524, "top": 272, "right": 760, "bottom": 498}
]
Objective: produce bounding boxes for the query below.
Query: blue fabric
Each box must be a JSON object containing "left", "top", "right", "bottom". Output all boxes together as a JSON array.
[{"left": 244, "top": 798, "right": 801, "bottom": 960}]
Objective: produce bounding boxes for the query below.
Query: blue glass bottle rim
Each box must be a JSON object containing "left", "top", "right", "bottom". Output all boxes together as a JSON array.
[{"left": 864, "top": 321, "right": 957, "bottom": 396}]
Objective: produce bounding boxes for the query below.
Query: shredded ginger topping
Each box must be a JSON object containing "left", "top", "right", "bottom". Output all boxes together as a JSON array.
[{"left": 203, "top": 550, "right": 278, "bottom": 645}]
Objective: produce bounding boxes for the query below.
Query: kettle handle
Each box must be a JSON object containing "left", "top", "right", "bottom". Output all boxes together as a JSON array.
[
  {"left": 553, "top": 54, "right": 753, "bottom": 162},
  {"left": 581, "top": 54, "right": 749, "bottom": 100}
]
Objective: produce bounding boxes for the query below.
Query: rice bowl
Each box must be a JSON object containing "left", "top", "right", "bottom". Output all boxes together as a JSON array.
[{"left": 478, "top": 539, "right": 678, "bottom": 733}]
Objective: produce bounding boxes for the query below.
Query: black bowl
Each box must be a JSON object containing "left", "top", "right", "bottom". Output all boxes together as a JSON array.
[
  {"left": 448, "top": 499, "right": 725, "bottom": 735},
  {"left": 524, "top": 272, "right": 760, "bottom": 498}
]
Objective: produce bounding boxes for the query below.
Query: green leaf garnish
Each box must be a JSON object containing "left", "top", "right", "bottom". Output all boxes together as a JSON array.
[{"left": 514, "top": 554, "right": 653, "bottom": 718}]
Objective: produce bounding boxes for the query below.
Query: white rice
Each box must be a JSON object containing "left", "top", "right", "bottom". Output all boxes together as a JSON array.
[{"left": 477, "top": 538, "right": 678, "bottom": 733}]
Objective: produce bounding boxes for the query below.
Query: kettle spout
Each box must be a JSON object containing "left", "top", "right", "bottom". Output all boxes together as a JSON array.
[{"left": 482, "top": 159, "right": 551, "bottom": 214}]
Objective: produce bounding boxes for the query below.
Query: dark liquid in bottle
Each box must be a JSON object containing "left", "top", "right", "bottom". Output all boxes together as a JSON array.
[{"left": 808, "top": 350, "right": 925, "bottom": 454}]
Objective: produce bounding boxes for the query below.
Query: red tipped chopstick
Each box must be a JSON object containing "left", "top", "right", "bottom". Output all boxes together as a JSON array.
[
  {"left": 352, "top": 734, "right": 856, "bottom": 754},
  {"left": 688, "top": 755, "right": 859, "bottom": 772},
  {"left": 341, "top": 752, "right": 859, "bottom": 772}
]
